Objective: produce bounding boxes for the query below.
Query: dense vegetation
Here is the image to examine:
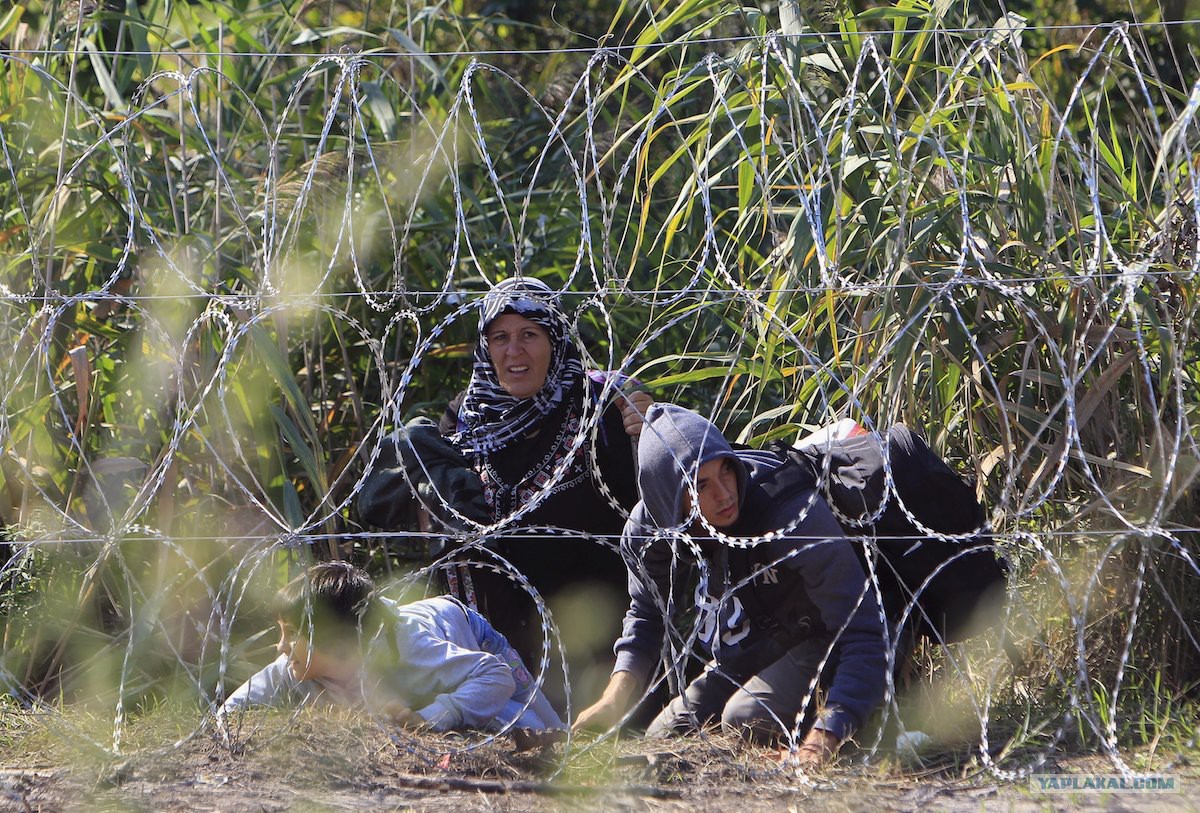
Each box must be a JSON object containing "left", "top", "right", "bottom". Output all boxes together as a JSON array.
[{"left": 0, "top": 0, "right": 1197, "bottom": 761}]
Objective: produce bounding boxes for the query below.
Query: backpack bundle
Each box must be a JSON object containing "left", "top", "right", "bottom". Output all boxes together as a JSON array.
[{"left": 761, "top": 426, "right": 1007, "bottom": 644}]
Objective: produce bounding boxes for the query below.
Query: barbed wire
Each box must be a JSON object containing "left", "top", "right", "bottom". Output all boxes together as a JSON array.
[
  {"left": 3, "top": 264, "right": 1200, "bottom": 303},
  {"left": 3, "top": 16, "right": 1200, "bottom": 61},
  {"left": 10, "top": 526, "right": 1200, "bottom": 546},
  {"left": 0, "top": 12, "right": 1198, "bottom": 788}
]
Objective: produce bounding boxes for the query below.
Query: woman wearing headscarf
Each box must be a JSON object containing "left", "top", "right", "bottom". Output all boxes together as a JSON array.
[{"left": 439, "top": 276, "right": 651, "bottom": 707}]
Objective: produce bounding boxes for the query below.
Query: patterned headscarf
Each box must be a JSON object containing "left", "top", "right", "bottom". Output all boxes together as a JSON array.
[{"left": 452, "top": 278, "right": 584, "bottom": 455}]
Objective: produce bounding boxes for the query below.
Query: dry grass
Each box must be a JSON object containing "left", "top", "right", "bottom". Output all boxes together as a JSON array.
[{"left": 2, "top": 704, "right": 1198, "bottom": 812}]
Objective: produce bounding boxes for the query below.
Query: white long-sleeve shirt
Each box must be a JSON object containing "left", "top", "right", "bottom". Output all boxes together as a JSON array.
[{"left": 220, "top": 596, "right": 562, "bottom": 732}]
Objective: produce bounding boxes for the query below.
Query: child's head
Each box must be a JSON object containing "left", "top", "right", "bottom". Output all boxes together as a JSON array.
[{"left": 274, "top": 561, "right": 375, "bottom": 683}]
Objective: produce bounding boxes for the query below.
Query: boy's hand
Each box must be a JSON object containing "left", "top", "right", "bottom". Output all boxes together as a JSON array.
[
  {"left": 618, "top": 391, "right": 654, "bottom": 437},
  {"left": 777, "top": 729, "right": 840, "bottom": 769},
  {"left": 380, "top": 701, "right": 423, "bottom": 729},
  {"left": 573, "top": 697, "right": 622, "bottom": 732},
  {"left": 573, "top": 671, "right": 638, "bottom": 732}
]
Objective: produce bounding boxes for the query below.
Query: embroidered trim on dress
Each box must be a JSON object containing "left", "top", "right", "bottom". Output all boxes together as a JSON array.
[{"left": 478, "top": 398, "right": 592, "bottom": 519}]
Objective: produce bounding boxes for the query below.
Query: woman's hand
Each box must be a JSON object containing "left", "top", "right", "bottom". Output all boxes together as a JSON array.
[{"left": 618, "top": 391, "right": 654, "bottom": 437}]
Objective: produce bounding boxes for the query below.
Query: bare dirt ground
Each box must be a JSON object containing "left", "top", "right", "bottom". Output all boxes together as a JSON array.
[{"left": 1, "top": 710, "right": 1196, "bottom": 812}]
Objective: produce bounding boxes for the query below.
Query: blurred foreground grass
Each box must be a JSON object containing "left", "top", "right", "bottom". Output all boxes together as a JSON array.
[{"left": 2, "top": 703, "right": 1198, "bottom": 812}]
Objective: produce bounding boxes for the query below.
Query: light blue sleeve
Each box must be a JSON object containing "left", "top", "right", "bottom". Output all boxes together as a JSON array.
[
  {"left": 219, "top": 654, "right": 300, "bottom": 715},
  {"left": 397, "top": 620, "right": 518, "bottom": 732},
  {"left": 497, "top": 697, "right": 560, "bottom": 730},
  {"left": 517, "top": 688, "right": 565, "bottom": 731}
]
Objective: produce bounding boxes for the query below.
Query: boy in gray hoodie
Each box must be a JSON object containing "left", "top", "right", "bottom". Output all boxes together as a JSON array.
[
  {"left": 575, "top": 405, "right": 886, "bottom": 766},
  {"left": 220, "top": 561, "right": 563, "bottom": 744}
]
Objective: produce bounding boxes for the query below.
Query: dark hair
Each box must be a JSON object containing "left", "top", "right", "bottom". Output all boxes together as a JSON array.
[{"left": 274, "top": 561, "right": 376, "bottom": 647}]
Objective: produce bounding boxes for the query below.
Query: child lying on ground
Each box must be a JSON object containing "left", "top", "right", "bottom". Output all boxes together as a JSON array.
[{"left": 219, "top": 561, "right": 564, "bottom": 746}]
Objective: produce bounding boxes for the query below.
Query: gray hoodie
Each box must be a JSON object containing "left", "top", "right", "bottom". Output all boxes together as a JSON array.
[{"left": 613, "top": 404, "right": 886, "bottom": 740}]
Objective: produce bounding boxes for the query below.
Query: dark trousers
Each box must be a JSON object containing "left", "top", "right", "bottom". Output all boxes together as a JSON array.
[{"left": 646, "top": 635, "right": 831, "bottom": 741}]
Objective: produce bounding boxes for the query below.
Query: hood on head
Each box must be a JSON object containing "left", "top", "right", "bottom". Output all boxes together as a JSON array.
[{"left": 636, "top": 404, "right": 747, "bottom": 529}]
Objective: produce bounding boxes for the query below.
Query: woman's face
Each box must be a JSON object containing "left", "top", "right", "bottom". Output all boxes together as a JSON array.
[{"left": 486, "top": 313, "right": 552, "bottom": 399}]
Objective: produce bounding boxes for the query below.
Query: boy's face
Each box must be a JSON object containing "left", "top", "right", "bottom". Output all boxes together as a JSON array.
[
  {"left": 685, "top": 456, "right": 740, "bottom": 529},
  {"left": 276, "top": 620, "right": 361, "bottom": 684}
]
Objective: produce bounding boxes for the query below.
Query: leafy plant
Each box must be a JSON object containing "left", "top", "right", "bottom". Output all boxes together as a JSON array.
[{"left": 0, "top": 0, "right": 1197, "bottom": 759}]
